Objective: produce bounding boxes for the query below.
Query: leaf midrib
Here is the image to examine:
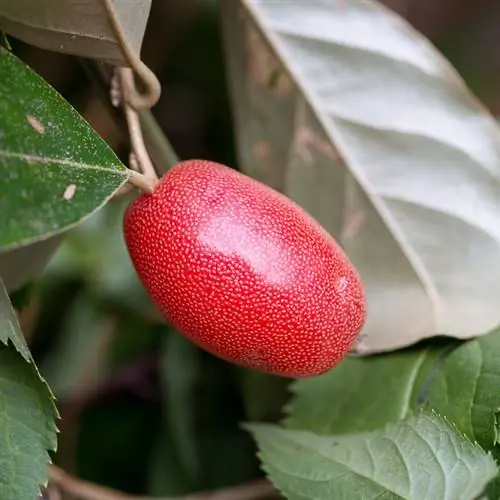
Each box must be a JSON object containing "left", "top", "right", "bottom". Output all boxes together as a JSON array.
[{"left": 0, "top": 151, "right": 127, "bottom": 174}]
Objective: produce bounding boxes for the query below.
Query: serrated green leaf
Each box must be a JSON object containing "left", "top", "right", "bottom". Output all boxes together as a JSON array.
[
  {"left": 222, "top": 0, "right": 500, "bottom": 353},
  {"left": 0, "top": 47, "right": 128, "bottom": 252},
  {"left": 285, "top": 332, "right": 500, "bottom": 493},
  {"left": 0, "top": 280, "right": 58, "bottom": 500},
  {"left": 285, "top": 343, "right": 452, "bottom": 434},
  {"left": 248, "top": 412, "right": 497, "bottom": 500},
  {"left": 0, "top": 280, "right": 33, "bottom": 362},
  {"left": 417, "top": 329, "right": 500, "bottom": 450}
]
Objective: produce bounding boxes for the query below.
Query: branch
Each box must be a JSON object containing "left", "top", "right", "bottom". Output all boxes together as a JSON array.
[
  {"left": 100, "top": 0, "right": 161, "bottom": 109},
  {"left": 127, "top": 169, "right": 157, "bottom": 194},
  {"left": 118, "top": 68, "right": 160, "bottom": 182},
  {"left": 47, "top": 465, "right": 279, "bottom": 500},
  {"left": 79, "top": 59, "right": 179, "bottom": 175}
]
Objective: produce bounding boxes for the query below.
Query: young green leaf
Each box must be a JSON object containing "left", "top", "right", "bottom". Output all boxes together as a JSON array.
[
  {"left": 417, "top": 329, "right": 500, "bottom": 450},
  {"left": 248, "top": 412, "right": 497, "bottom": 500},
  {"left": 285, "top": 344, "right": 450, "bottom": 434},
  {"left": 0, "top": 280, "right": 58, "bottom": 500},
  {"left": 0, "top": 47, "right": 128, "bottom": 252},
  {"left": 222, "top": 0, "right": 500, "bottom": 353}
]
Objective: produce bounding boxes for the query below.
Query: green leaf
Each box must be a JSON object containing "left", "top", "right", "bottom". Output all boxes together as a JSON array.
[
  {"left": 285, "top": 331, "right": 500, "bottom": 491},
  {"left": 0, "top": 47, "right": 128, "bottom": 252},
  {"left": 241, "top": 369, "right": 290, "bottom": 422},
  {"left": 0, "top": 235, "right": 63, "bottom": 292},
  {"left": 0, "top": 32, "right": 10, "bottom": 49},
  {"left": 0, "top": 281, "right": 33, "bottom": 362},
  {"left": 40, "top": 296, "right": 108, "bottom": 399},
  {"left": 222, "top": 0, "right": 500, "bottom": 353},
  {"left": 148, "top": 429, "right": 193, "bottom": 496},
  {"left": 417, "top": 329, "right": 500, "bottom": 450},
  {"left": 159, "top": 333, "right": 202, "bottom": 486},
  {"left": 486, "top": 448, "right": 500, "bottom": 498},
  {"left": 0, "top": 280, "right": 58, "bottom": 499},
  {"left": 248, "top": 412, "right": 497, "bottom": 500},
  {"left": 151, "top": 344, "right": 259, "bottom": 495},
  {"left": 285, "top": 343, "right": 451, "bottom": 434}
]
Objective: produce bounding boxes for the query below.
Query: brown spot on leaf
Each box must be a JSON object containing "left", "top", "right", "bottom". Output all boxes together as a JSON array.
[
  {"left": 27, "top": 115, "right": 45, "bottom": 134},
  {"left": 63, "top": 184, "right": 77, "bottom": 201},
  {"left": 294, "top": 125, "right": 340, "bottom": 165},
  {"left": 253, "top": 141, "right": 271, "bottom": 159},
  {"left": 341, "top": 211, "right": 366, "bottom": 240},
  {"left": 247, "top": 28, "right": 293, "bottom": 95}
]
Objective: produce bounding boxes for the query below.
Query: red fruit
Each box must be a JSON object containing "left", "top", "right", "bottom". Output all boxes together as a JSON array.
[{"left": 123, "top": 160, "right": 366, "bottom": 378}]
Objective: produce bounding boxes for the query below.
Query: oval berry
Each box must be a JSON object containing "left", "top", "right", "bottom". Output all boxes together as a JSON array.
[{"left": 123, "top": 160, "right": 366, "bottom": 377}]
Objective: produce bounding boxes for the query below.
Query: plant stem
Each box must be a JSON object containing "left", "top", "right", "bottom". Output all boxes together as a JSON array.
[
  {"left": 47, "top": 465, "right": 279, "bottom": 500},
  {"left": 99, "top": 0, "right": 161, "bottom": 110},
  {"left": 119, "top": 68, "right": 159, "bottom": 181},
  {"left": 127, "top": 169, "right": 157, "bottom": 194}
]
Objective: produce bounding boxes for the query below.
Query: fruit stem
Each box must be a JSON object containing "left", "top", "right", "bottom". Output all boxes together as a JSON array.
[{"left": 127, "top": 169, "right": 157, "bottom": 195}]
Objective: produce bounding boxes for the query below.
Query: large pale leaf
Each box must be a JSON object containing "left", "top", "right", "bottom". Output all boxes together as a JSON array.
[
  {"left": 222, "top": 0, "right": 500, "bottom": 352},
  {"left": 0, "top": 0, "right": 151, "bottom": 65},
  {"left": 248, "top": 412, "right": 497, "bottom": 500},
  {"left": 0, "top": 47, "right": 128, "bottom": 252},
  {"left": 0, "top": 279, "right": 58, "bottom": 499}
]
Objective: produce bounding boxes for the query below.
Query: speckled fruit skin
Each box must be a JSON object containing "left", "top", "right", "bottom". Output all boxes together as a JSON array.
[{"left": 123, "top": 160, "right": 366, "bottom": 378}]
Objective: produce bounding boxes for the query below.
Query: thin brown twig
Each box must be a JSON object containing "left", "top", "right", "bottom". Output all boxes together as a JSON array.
[
  {"left": 78, "top": 59, "right": 178, "bottom": 180},
  {"left": 127, "top": 169, "right": 156, "bottom": 194},
  {"left": 39, "top": 485, "right": 62, "bottom": 500},
  {"left": 118, "top": 67, "right": 159, "bottom": 182},
  {"left": 99, "top": 0, "right": 161, "bottom": 110},
  {"left": 48, "top": 465, "right": 279, "bottom": 500}
]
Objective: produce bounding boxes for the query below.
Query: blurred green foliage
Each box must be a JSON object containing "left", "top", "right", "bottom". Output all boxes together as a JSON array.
[{"left": 9, "top": 0, "right": 500, "bottom": 497}]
